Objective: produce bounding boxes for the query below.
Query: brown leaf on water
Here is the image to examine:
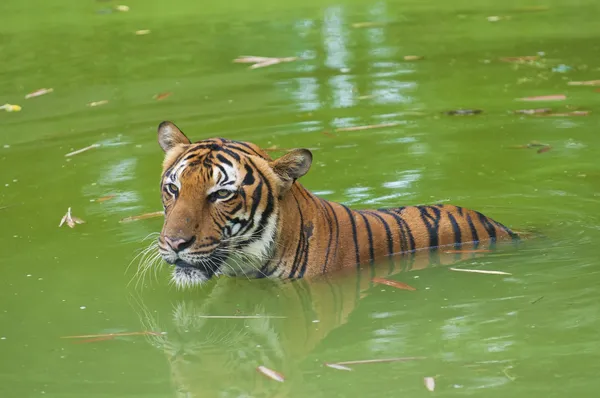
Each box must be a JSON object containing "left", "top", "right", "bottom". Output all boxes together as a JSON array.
[
  {"left": 449, "top": 267, "right": 511, "bottom": 275},
  {"left": 352, "top": 21, "right": 385, "bottom": 28},
  {"left": 403, "top": 55, "right": 424, "bottom": 61},
  {"left": 65, "top": 143, "right": 100, "bottom": 157},
  {"left": 87, "top": 100, "right": 109, "bottom": 107},
  {"left": 119, "top": 211, "right": 163, "bottom": 223},
  {"left": 257, "top": 366, "right": 285, "bottom": 382},
  {"left": 335, "top": 122, "right": 400, "bottom": 132},
  {"left": 567, "top": 80, "right": 600, "bottom": 86},
  {"left": 153, "top": 92, "right": 172, "bottom": 100},
  {"left": 95, "top": 195, "right": 115, "bottom": 203},
  {"left": 59, "top": 207, "right": 85, "bottom": 229},
  {"left": 514, "top": 108, "right": 552, "bottom": 115},
  {"left": 424, "top": 377, "right": 435, "bottom": 392},
  {"left": 500, "top": 56, "right": 539, "bottom": 63},
  {"left": 537, "top": 145, "right": 552, "bottom": 154},
  {"left": 516, "top": 94, "right": 566, "bottom": 101},
  {"left": 25, "top": 88, "right": 54, "bottom": 99},
  {"left": 372, "top": 277, "right": 416, "bottom": 291}
]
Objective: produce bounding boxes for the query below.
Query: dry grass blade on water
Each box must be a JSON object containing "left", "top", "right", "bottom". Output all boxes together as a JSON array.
[
  {"left": 335, "top": 122, "right": 400, "bottom": 132},
  {"left": 333, "top": 356, "right": 426, "bottom": 366},
  {"left": 65, "top": 144, "right": 100, "bottom": 157},
  {"left": 194, "top": 315, "right": 287, "bottom": 319},
  {"left": 119, "top": 211, "right": 163, "bottom": 223},
  {"left": 372, "top": 277, "right": 416, "bottom": 291},
  {"left": 257, "top": 366, "right": 285, "bottom": 382},
  {"left": 62, "top": 331, "right": 163, "bottom": 339},
  {"left": 449, "top": 268, "right": 512, "bottom": 275},
  {"left": 324, "top": 363, "right": 353, "bottom": 371}
]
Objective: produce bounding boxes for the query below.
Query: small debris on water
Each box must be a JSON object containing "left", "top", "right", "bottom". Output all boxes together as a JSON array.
[
  {"left": 335, "top": 122, "right": 400, "bottom": 132},
  {"left": 352, "top": 21, "right": 385, "bottom": 28},
  {"left": 0, "top": 104, "right": 22, "bottom": 112},
  {"left": 516, "top": 94, "right": 566, "bottom": 101},
  {"left": 233, "top": 55, "right": 298, "bottom": 69},
  {"left": 80, "top": 306, "right": 86, "bottom": 310},
  {"left": 568, "top": 80, "right": 600, "bottom": 86},
  {"left": 514, "top": 108, "right": 552, "bottom": 115},
  {"left": 403, "top": 55, "right": 424, "bottom": 61},
  {"left": 87, "top": 100, "right": 109, "bottom": 107},
  {"left": 153, "top": 92, "right": 172, "bottom": 101},
  {"left": 500, "top": 56, "right": 539, "bottom": 62},
  {"left": 59, "top": 207, "right": 85, "bottom": 229},
  {"left": 372, "top": 277, "right": 416, "bottom": 291},
  {"left": 119, "top": 211, "right": 163, "bottom": 223},
  {"left": 449, "top": 268, "right": 511, "bottom": 275},
  {"left": 115, "top": 5, "right": 129, "bottom": 12},
  {"left": 257, "top": 366, "right": 285, "bottom": 382},
  {"left": 537, "top": 145, "right": 552, "bottom": 154},
  {"left": 25, "top": 88, "right": 53, "bottom": 99},
  {"left": 94, "top": 195, "right": 115, "bottom": 203},
  {"left": 445, "top": 109, "right": 482, "bottom": 116},
  {"left": 424, "top": 377, "right": 436, "bottom": 392},
  {"left": 530, "top": 296, "right": 544, "bottom": 304},
  {"left": 135, "top": 29, "right": 151, "bottom": 35},
  {"left": 325, "top": 363, "right": 353, "bottom": 371},
  {"left": 65, "top": 144, "right": 100, "bottom": 157}
]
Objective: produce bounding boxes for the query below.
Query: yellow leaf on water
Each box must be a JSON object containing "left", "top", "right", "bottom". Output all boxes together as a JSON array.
[
  {"left": 135, "top": 29, "right": 151, "bottom": 35},
  {"left": 257, "top": 366, "right": 285, "bottom": 382}
]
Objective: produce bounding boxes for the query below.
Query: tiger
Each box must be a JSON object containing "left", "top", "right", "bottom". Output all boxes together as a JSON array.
[{"left": 156, "top": 121, "right": 519, "bottom": 288}]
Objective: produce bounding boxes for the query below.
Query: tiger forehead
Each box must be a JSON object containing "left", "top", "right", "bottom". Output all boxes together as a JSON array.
[{"left": 163, "top": 139, "right": 267, "bottom": 182}]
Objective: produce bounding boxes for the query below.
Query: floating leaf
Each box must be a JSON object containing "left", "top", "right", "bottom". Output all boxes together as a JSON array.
[
  {"left": 153, "top": 92, "right": 172, "bottom": 100},
  {"left": 372, "top": 277, "right": 416, "bottom": 291},
  {"left": 567, "top": 80, "right": 600, "bottom": 86},
  {"left": 25, "top": 88, "right": 53, "bottom": 99},
  {"left": 0, "top": 103, "right": 21, "bottom": 112},
  {"left": 115, "top": 5, "right": 129, "bottom": 12},
  {"left": 403, "top": 55, "right": 424, "bottom": 61},
  {"left": 59, "top": 207, "right": 85, "bottom": 229},
  {"left": 135, "top": 29, "right": 151, "bottom": 35},
  {"left": 325, "top": 363, "right": 353, "bottom": 371},
  {"left": 65, "top": 143, "right": 100, "bottom": 157},
  {"left": 257, "top": 366, "right": 285, "bottom": 383},
  {"left": 449, "top": 267, "right": 511, "bottom": 275},
  {"left": 119, "top": 211, "right": 164, "bottom": 223},
  {"left": 424, "top": 377, "right": 435, "bottom": 392},
  {"left": 516, "top": 94, "right": 566, "bottom": 101}
]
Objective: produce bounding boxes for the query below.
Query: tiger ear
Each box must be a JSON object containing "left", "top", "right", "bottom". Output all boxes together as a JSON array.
[
  {"left": 157, "top": 121, "right": 191, "bottom": 152},
  {"left": 271, "top": 149, "right": 312, "bottom": 193}
]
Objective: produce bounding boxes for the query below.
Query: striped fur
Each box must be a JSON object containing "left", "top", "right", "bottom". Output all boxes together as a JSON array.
[{"left": 156, "top": 121, "right": 519, "bottom": 288}]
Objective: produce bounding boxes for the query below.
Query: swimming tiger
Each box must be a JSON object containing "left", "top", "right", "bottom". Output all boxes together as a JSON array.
[{"left": 156, "top": 121, "right": 519, "bottom": 288}]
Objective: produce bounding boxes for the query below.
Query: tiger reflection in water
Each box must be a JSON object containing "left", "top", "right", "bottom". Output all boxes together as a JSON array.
[{"left": 133, "top": 247, "right": 506, "bottom": 398}]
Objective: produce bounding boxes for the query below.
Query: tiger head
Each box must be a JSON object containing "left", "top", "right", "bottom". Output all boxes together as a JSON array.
[{"left": 156, "top": 121, "right": 312, "bottom": 288}]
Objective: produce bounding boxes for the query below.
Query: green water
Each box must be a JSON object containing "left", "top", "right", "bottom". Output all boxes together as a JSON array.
[{"left": 1, "top": 0, "right": 600, "bottom": 396}]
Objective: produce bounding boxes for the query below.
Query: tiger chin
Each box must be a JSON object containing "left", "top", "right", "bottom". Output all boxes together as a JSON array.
[{"left": 156, "top": 121, "right": 519, "bottom": 289}]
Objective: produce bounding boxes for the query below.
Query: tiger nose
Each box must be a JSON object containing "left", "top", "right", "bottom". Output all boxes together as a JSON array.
[{"left": 165, "top": 236, "right": 195, "bottom": 252}]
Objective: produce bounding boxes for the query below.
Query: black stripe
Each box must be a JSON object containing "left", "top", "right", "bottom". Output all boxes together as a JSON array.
[
  {"left": 466, "top": 213, "right": 480, "bottom": 249},
  {"left": 340, "top": 204, "right": 360, "bottom": 265},
  {"left": 289, "top": 191, "right": 307, "bottom": 278},
  {"left": 321, "top": 199, "right": 340, "bottom": 273},
  {"left": 215, "top": 153, "right": 233, "bottom": 167},
  {"left": 365, "top": 211, "right": 394, "bottom": 257},
  {"left": 447, "top": 212, "right": 462, "bottom": 249},
  {"left": 477, "top": 212, "right": 497, "bottom": 242},
  {"left": 319, "top": 200, "right": 334, "bottom": 274},
  {"left": 358, "top": 212, "right": 375, "bottom": 266},
  {"left": 419, "top": 206, "right": 442, "bottom": 249}
]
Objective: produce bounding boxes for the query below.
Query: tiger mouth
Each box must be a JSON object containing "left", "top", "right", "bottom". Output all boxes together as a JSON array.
[{"left": 174, "top": 259, "right": 218, "bottom": 278}]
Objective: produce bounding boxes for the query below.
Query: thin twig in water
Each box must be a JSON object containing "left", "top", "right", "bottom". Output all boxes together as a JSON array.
[
  {"left": 119, "top": 211, "right": 164, "bottom": 223},
  {"left": 335, "top": 122, "right": 400, "bottom": 132},
  {"left": 335, "top": 356, "right": 426, "bottom": 365},
  {"left": 450, "top": 268, "right": 512, "bottom": 275},
  {"left": 62, "top": 331, "right": 162, "bottom": 339},
  {"left": 194, "top": 315, "right": 287, "bottom": 319},
  {"left": 530, "top": 296, "right": 544, "bottom": 304},
  {"left": 65, "top": 144, "right": 100, "bottom": 157}
]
